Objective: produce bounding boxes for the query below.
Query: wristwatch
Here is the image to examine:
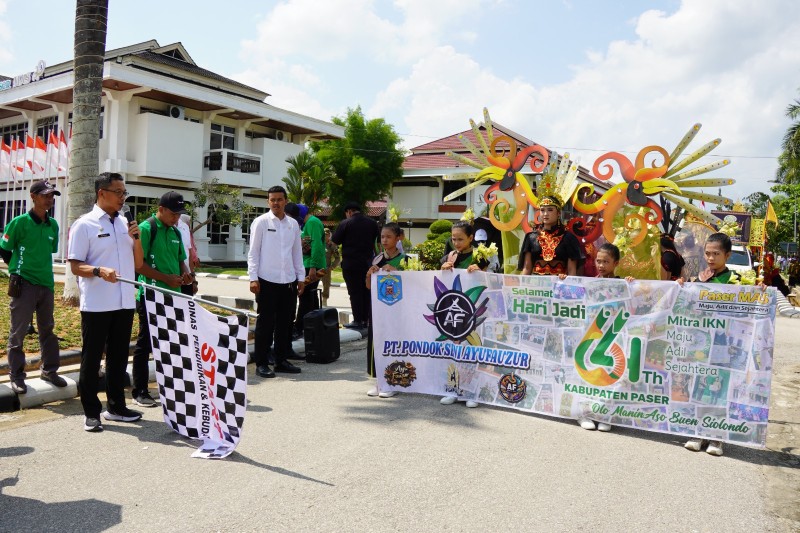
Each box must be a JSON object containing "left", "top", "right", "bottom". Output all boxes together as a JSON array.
[{"left": 93, "top": 267, "right": 101, "bottom": 277}]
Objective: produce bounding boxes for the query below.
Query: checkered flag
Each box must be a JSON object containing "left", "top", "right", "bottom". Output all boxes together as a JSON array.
[{"left": 144, "top": 287, "right": 249, "bottom": 459}]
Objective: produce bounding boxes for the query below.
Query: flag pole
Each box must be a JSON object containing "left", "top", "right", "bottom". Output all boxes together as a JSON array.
[{"left": 116, "top": 277, "right": 257, "bottom": 318}]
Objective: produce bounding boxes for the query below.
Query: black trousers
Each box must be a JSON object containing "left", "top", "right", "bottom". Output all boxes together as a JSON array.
[
  {"left": 254, "top": 278, "right": 297, "bottom": 366},
  {"left": 342, "top": 266, "right": 370, "bottom": 324},
  {"left": 131, "top": 299, "right": 152, "bottom": 396},
  {"left": 79, "top": 309, "right": 134, "bottom": 418},
  {"left": 294, "top": 268, "right": 320, "bottom": 333}
]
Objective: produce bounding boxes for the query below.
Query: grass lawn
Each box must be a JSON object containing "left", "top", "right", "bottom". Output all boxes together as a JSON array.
[{"left": 0, "top": 276, "right": 241, "bottom": 358}]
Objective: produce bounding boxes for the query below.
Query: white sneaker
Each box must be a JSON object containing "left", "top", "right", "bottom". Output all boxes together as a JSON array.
[
  {"left": 684, "top": 438, "right": 707, "bottom": 451},
  {"left": 379, "top": 391, "right": 398, "bottom": 398},
  {"left": 367, "top": 388, "right": 379, "bottom": 397},
  {"left": 465, "top": 400, "right": 478, "bottom": 408},
  {"left": 706, "top": 441, "right": 724, "bottom": 456},
  {"left": 578, "top": 418, "right": 596, "bottom": 430},
  {"left": 440, "top": 396, "right": 457, "bottom": 405},
  {"left": 597, "top": 422, "right": 612, "bottom": 432}
]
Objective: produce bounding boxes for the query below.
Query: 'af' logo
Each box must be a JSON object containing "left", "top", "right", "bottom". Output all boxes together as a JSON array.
[{"left": 424, "top": 274, "right": 488, "bottom": 344}]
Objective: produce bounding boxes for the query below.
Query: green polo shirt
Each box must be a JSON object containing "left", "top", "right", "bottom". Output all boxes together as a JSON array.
[
  {"left": 136, "top": 216, "right": 187, "bottom": 300},
  {"left": 0, "top": 211, "right": 58, "bottom": 289},
  {"left": 302, "top": 215, "right": 326, "bottom": 270}
]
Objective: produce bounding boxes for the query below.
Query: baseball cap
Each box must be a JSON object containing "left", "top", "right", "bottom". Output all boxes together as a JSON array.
[
  {"left": 159, "top": 191, "right": 187, "bottom": 214},
  {"left": 30, "top": 180, "right": 60, "bottom": 196}
]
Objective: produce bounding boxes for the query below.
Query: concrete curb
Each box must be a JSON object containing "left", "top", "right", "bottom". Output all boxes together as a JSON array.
[
  {"left": 195, "top": 272, "right": 348, "bottom": 288},
  {"left": 0, "top": 327, "right": 364, "bottom": 413},
  {"left": 776, "top": 293, "right": 800, "bottom": 318}
]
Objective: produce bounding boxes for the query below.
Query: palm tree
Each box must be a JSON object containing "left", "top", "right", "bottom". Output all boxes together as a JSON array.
[
  {"left": 282, "top": 151, "right": 316, "bottom": 203},
  {"left": 63, "top": 0, "right": 108, "bottom": 305},
  {"left": 304, "top": 160, "right": 341, "bottom": 211},
  {"left": 282, "top": 150, "right": 340, "bottom": 212},
  {"left": 776, "top": 97, "right": 800, "bottom": 186}
]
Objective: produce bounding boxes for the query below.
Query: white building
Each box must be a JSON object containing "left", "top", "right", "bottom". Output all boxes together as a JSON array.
[{"left": 0, "top": 40, "right": 343, "bottom": 261}]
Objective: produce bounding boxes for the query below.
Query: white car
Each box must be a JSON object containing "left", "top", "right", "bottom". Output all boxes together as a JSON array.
[{"left": 726, "top": 245, "right": 753, "bottom": 273}]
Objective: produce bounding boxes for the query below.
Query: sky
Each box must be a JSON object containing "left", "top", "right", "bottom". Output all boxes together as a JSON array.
[{"left": 1, "top": 0, "right": 799, "bottom": 201}]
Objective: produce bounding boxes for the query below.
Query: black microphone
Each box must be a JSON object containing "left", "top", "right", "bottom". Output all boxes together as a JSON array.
[{"left": 120, "top": 205, "right": 139, "bottom": 240}]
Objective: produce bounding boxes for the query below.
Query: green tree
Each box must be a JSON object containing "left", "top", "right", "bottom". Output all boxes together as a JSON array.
[
  {"left": 743, "top": 192, "right": 769, "bottom": 218},
  {"left": 311, "top": 107, "right": 405, "bottom": 218},
  {"left": 776, "top": 96, "right": 800, "bottom": 185},
  {"left": 192, "top": 178, "right": 253, "bottom": 233},
  {"left": 64, "top": 0, "right": 108, "bottom": 305},
  {"left": 282, "top": 150, "right": 340, "bottom": 212}
]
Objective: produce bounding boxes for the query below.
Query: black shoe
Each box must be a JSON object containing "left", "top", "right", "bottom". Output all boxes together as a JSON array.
[
  {"left": 84, "top": 417, "right": 103, "bottom": 432},
  {"left": 256, "top": 365, "right": 275, "bottom": 378},
  {"left": 291, "top": 331, "right": 303, "bottom": 341},
  {"left": 285, "top": 350, "right": 305, "bottom": 361},
  {"left": 274, "top": 361, "right": 301, "bottom": 374},
  {"left": 102, "top": 407, "right": 142, "bottom": 423},
  {"left": 343, "top": 321, "right": 360, "bottom": 329},
  {"left": 41, "top": 372, "right": 68, "bottom": 388},
  {"left": 11, "top": 381, "right": 27, "bottom": 394}
]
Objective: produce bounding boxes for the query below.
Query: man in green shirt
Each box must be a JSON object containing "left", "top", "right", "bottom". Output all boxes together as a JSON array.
[
  {"left": 131, "top": 191, "right": 192, "bottom": 407},
  {"left": 0, "top": 180, "right": 66, "bottom": 394},
  {"left": 292, "top": 203, "right": 326, "bottom": 340}
]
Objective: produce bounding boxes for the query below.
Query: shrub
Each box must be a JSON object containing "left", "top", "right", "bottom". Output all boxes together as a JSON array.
[
  {"left": 428, "top": 219, "right": 453, "bottom": 236},
  {"left": 416, "top": 240, "right": 445, "bottom": 270}
]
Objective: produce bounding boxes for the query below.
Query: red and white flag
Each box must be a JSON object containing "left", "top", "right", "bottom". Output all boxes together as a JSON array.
[
  {"left": 31, "top": 134, "right": 47, "bottom": 177},
  {"left": 46, "top": 131, "right": 60, "bottom": 177},
  {"left": 13, "top": 137, "right": 26, "bottom": 179},
  {"left": 58, "top": 130, "right": 69, "bottom": 176},
  {"left": 0, "top": 139, "right": 11, "bottom": 182}
]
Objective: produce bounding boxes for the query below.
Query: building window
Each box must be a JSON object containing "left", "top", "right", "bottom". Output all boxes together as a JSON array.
[
  {"left": 0, "top": 200, "right": 26, "bottom": 229},
  {"left": 36, "top": 116, "right": 59, "bottom": 139},
  {"left": 442, "top": 179, "right": 467, "bottom": 202},
  {"left": 210, "top": 123, "right": 235, "bottom": 150},
  {"left": 241, "top": 207, "right": 267, "bottom": 244},
  {"left": 207, "top": 204, "right": 230, "bottom": 244},
  {"left": 125, "top": 196, "right": 158, "bottom": 223},
  {"left": 1, "top": 122, "right": 28, "bottom": 145}
]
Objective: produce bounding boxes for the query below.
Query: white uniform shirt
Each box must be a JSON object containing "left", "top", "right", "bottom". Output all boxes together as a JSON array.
[
  {"left": 68, "top": 204, "right": 136, "bottom": 312},
  {"left": 247, "top": 210, "right": 304, "bottom": 284},
  {"left": 177, "top": 218, "right": 192, "bottom": 272}
]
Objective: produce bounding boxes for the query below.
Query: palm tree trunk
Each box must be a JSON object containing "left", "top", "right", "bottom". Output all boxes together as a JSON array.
[{"left": 63, "top": 0, "right": 108, "bottom": 305}]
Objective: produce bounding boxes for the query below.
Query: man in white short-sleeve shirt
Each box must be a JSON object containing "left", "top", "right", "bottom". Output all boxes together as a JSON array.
[{"left": 68, "top": 172, "right": 144, "bottom": 432}]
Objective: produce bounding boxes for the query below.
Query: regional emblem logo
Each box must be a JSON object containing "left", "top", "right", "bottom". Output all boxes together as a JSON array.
[
  {"left": 385, "top": 361, "right": 417, "bottom": 387},
  {"left": 498, "top": 373, "right": 526, "bottom": 403},
  {"left": 377, "top": 274, "right": 402, "bottom": 306},
  {"left": 424, "top": 274, "right": 488, "bottom": 345}
]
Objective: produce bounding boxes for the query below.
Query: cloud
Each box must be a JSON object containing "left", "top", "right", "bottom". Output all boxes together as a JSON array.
[
  {"left": 0, "top": 0, "right": 13, "bottom": 65},
  {"left": 375, "top": 0, "right": 800, "bottom": 198},
  {"left": 233, "top": 0, "right": 487, "bottom": 122}
]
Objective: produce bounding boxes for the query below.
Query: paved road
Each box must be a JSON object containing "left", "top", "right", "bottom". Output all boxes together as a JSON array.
[{"left": 1, "top": 311, "right": 798, "bottom": 531}]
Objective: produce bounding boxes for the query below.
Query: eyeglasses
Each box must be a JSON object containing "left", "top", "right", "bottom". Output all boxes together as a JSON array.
[{"left": 101, "top": 188, "right": 129, "bottom": 199}]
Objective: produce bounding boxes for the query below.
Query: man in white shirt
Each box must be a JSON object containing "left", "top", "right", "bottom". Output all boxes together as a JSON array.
[
  {"left": 68, "top": 172, "right": 144, "bottom": 432},
  {"left": 177, "top": 213, "right": 198, "bottom": 296},
  {"left": 247, "top": 185, "right": 305, "bottom": 378}
]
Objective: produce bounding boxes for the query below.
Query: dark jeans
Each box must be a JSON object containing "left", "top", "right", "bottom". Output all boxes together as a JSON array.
[
  {"left": 131, "top": 299, "right": 152, "bottom": 396},
  {"left": 294, "top": 268, "right": 320, "bottom": 333},
  {"left": 79, "top": 309, "right": 134, "bottom": 418},
  {"left": 254, "top": 278, "right": 297, "bottom": 366},
  {"left": 342, "top": 266, "right": 370, "bottom": 324},
  {"left": 7, "top": 280, "right": 59, "bottom": 382}
]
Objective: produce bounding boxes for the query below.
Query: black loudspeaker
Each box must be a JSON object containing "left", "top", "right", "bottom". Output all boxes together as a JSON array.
[{"left": 304, "top": 307, "right": 340, "bottom": 363}]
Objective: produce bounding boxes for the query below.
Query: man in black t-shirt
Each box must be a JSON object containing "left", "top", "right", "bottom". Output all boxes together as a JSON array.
[{"left": 331, "top": 202, "right": 380, "bottom": 328}]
